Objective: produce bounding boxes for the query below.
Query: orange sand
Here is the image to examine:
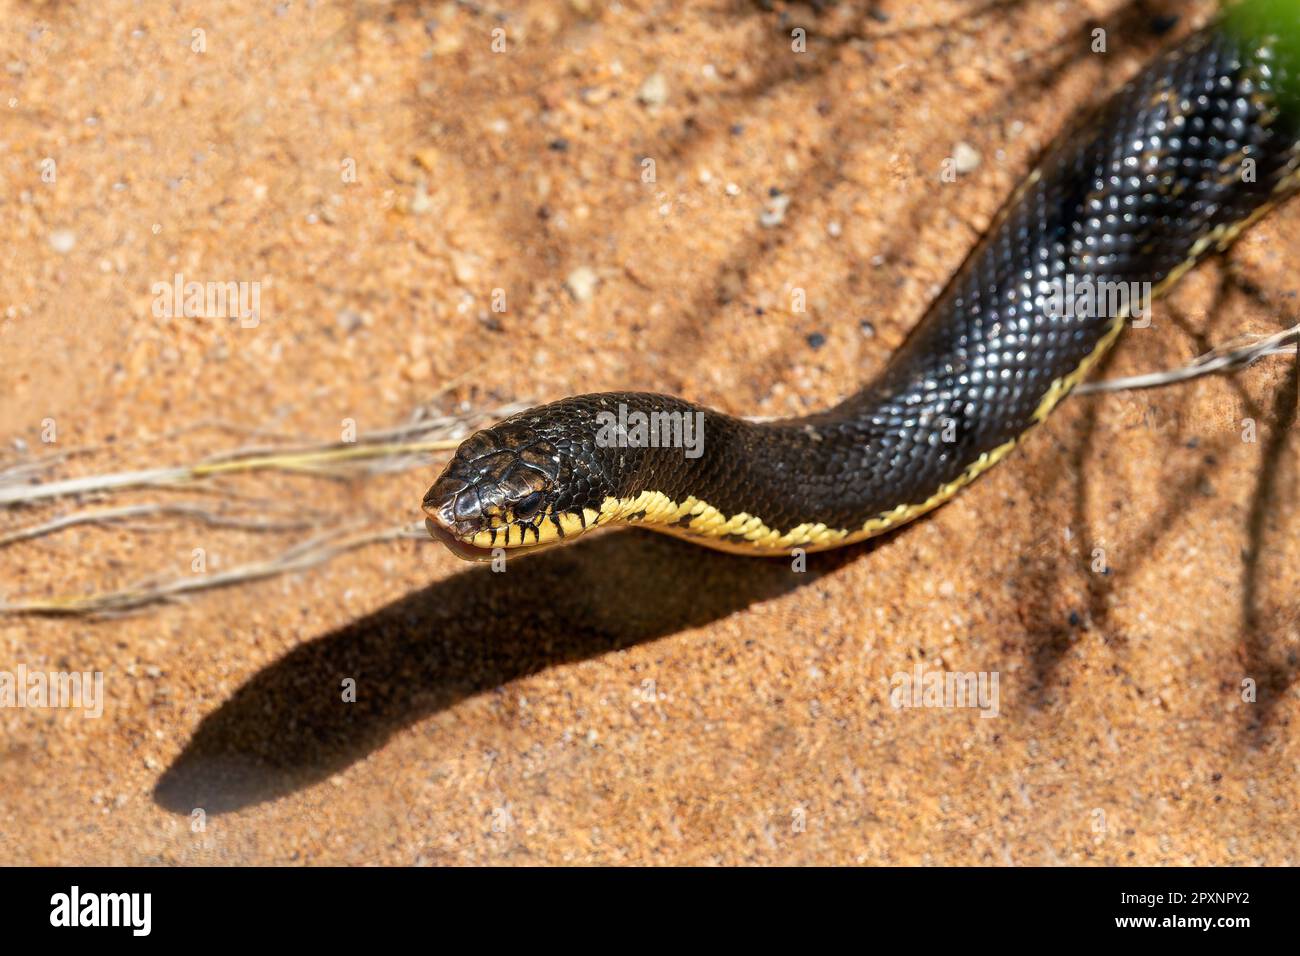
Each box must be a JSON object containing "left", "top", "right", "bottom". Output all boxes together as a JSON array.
[{"left": 1, "top": 0, "right": 1297, "bottom": 864}]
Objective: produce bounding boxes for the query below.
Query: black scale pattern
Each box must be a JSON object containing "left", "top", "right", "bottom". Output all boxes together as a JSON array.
[{"left": 431, "top": 19, "right": 1300, "bottom": 548}]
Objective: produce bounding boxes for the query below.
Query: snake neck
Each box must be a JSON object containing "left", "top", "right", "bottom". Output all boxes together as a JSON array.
[{"left": 585, "top": 18, "right": 1300, "bottom": 554}]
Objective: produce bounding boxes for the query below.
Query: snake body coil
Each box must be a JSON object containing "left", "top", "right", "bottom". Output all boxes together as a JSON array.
[{"left": 425, "top": 5, "right": 1300, "bottom": 561}]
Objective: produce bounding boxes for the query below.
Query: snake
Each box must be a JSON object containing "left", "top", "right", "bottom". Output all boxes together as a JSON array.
[{"left": 424, "top": 0, "right": 1300, "bottom": 563}]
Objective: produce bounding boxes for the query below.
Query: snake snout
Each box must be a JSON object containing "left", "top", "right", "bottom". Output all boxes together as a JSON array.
[{"left": 422, "top": 474, "right": 481, "bottom": 539}]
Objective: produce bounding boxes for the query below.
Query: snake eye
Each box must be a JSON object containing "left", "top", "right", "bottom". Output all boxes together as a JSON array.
[{"left": 514, "top": 490, "right": 545, "bottom": 519}]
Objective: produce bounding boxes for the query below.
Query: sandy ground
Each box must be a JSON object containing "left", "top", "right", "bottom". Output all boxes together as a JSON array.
[{"left": 1, "top": 0, "right": 1298, "bottom": 864}]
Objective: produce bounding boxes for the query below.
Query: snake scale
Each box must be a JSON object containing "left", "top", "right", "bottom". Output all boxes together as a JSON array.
[{"left": 424, "top": 0, "right": 1300, "bottom": 562}]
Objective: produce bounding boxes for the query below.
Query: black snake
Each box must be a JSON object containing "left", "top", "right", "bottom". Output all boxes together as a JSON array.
[{"left": 424, "top": 0, "right": 1300, "bottom": 561}]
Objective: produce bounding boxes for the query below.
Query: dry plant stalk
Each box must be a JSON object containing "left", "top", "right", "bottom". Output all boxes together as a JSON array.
[
  {"left": 1, "top": 323, "right": 1296, "bottom": 619},
  {"left": 0, "top": 523, "right": 428, "bottom": 618},
  {"left": 0, "top": 403, "right": 527, "bottom": 617},
  {"left": 1077, "top": 322, "right": 1299, "bottom": 394}
]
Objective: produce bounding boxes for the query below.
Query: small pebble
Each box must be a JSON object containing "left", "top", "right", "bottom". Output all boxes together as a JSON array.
[
  {"left": 760, "top": 192, "right": 790, "bottom": 228},
  {"left": 952, "top": 141, "right": 981, "bottom": 175},
  {"left": 807, "top": 332, "right": 826, "bottom": 349},
  {"left": 565, "top": 266, "right": 599, "bottom": 302},
  {"left": 48, "top": 228, "right": 76, "bottom": 254},
  {"left": 450, "top": 251, "right": 477, "bottom": 284},
  {"left": 637, "top": 73, "right": 668, "bottom": 107},
  {"left": 410, "top": 185, "right": 432, "bottom": 214},
  {"left": 859, "top": 320, "right": 876, "bottom": 338}
]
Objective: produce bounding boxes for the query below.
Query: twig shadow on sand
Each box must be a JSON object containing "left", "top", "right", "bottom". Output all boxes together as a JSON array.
[{"left": 154, "top": 529, "right": 863, "bottom": 815}]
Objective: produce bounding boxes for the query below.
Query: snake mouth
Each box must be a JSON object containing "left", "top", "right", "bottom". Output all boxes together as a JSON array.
[
  {"left": 424, "top": 516, "right": 496, "bottom": 562},
  {"left": 423, "top": 516, "right": 563, "bottom": 562}
]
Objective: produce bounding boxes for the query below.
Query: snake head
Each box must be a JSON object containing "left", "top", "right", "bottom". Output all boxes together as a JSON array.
[
  {"left": 423, "top": 425, "right": 560, "bottom": 559},
  {"left": 423, "top": 414, "right": 594, "bottom": 561},
  {"left": 424, "top": 393, "right": 695, "bottom": 560}
]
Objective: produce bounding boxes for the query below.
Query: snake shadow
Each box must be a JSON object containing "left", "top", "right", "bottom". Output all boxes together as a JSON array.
[{"left": 154, "top": 528, "right": 864, "bottom": 815}]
